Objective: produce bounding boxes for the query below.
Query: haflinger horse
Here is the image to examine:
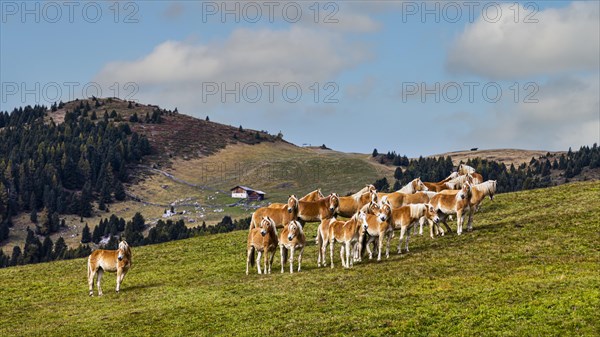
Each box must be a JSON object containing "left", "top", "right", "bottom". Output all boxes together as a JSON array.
[
  {"left": 324, "top": 210, "right": 367, "bottom": 269},
  {"left": 362, "top": 199, "right": 394, "bottom": 261},
  {"left": 445, "top": 174, "right": 474, "bottom": 190},
  {"left": 246, "top": 216, "right": 279, "bottom": 275},
  {"left": 465, "top": 180, "right": 497, "bottom": 232},
  {"left": 429, "top": 183, "right": 471, "bottom": 235},
  {"left": 337, "top": 187, "right": 378, "bottom": 218},
  {"left": 298, "top": 188, "right": 325, "bottom": 202},
  {"left": 381, "top": 191, "right": 431, "bottom": 209},
  {"left": 297, "top": 193, "right": 340, "bottom": 225},
  {"left": 279, "top": 220, "right": 306, "bottom": 273},
  {"left": 87, "top": 240, "right": 132, "bottom": 296},
  {"left": 251, "top": 195, "right": 298, "bottom": 229},
  {"left": 458, "top": 164, "right": 483, "bottom": 184},
  {"left": 387, "top": 203, "right": 440, "bottom": 254},
  {"left": 377, "top": 178, "right": 428, "bottom": 202}
]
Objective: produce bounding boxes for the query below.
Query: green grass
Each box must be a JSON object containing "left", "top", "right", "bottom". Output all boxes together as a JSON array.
[{"left": 1, "top": 181, "right": 599, "bottom": 336}]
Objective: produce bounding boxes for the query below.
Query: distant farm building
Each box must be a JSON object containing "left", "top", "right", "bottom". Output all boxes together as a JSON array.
[{"left": 230, "top": 186, "right": 266, "bottom": 201}]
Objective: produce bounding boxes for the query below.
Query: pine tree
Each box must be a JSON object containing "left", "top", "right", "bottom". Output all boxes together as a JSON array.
[
  {"left": 10, "top": 246, "right": 22, "bottom": 266},
  {"left": 81, "top": 223, "right": 91, "bottom": 243},
  {"left": 41, "top": 236, "right": 53, "bottom": 262},
  {"left": 372, "top": 149, "right": 378, "bottom": 157},
  {"left": 53, "top": 237, "right": 67, "bottom": 260}
]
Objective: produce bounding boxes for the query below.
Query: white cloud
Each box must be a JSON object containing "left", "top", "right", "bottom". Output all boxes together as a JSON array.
[
  {"left": 447, "top": 2, "right": 600, "bottom": 79},
  {"left": 459, "top": 74, "right": 599, "bottom": 150}
]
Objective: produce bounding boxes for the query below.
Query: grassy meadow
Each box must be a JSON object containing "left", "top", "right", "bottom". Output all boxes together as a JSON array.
[{"left": 1, "top": 181, "right": 599, "bottom": 336}]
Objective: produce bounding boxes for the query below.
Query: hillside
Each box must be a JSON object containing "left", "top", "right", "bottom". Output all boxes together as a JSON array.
[
  {"left": 431, "top": 148, "right": 565, "bottom": 167},
  {"left": 1, "top": 181, "right": 598, "bottom": 336}
]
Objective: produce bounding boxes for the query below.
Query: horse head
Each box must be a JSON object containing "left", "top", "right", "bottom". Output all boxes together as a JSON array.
[
  {"left": 287, "top": 195, "right": 299, "bottom": 214},
  {"left": 378, "top": 199, "right": 392, "bottom": 222},
  {"left": 328, "top": 193, "right": 340, "bottom": 215},
  {"left": 357, "top": 210, "right": 368, "bottom": 230},
  {"left": 260, "top": 216, "right": 274, "bottom": 236},
  {"left": 415, "top": 177, "right": 428, "bottom": 192},
  {"left": 287, "top": 220, "right": 301, "bottom": 241},
  {"left": 424, "top": 203, "right": 439, "bottom": 224},
  {"left": 118, "top": 240, "right": 130, "bottom": 261}
]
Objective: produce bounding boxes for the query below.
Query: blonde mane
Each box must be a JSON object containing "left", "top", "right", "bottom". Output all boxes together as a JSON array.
[
  {"left": 409, "top": 203, "right": 425, "bottom": 218},
  {"left": 474, "top": 180, "right": 497, "bottom": 197}
]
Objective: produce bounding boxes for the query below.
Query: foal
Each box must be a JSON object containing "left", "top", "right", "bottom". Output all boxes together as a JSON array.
[
  {"left": 87, "top": 240, "right": 132, "bottom": 296},
  {"left": 279, "top": 220, "right": 306, "bottom": 273},
  {"left": 246, "top": 216, "right": 279, "bottom": 275},
  {"left": 327, "top": 210, "right": 367, "bottom": 269}
]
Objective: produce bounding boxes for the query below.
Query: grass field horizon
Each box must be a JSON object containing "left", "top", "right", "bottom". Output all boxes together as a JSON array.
[{"left": 1, "top": 181, "right": 598, "bottom": 336}]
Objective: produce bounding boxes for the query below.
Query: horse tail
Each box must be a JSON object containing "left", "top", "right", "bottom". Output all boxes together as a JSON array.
[
  {"left": 360, "top": 231, "right": 368, "bottom": 258},
  {"left": 248, "top": 246, "right": 255, "bottom": 267},
  {"left": 281, "top": 247, "right": 288, "bottom": 266},
  {"left": 87, "top": 255, "right": 92, "bottom": 281}
]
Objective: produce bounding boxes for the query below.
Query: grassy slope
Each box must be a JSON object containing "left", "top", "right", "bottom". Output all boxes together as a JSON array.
[{"left": 1, "top": 181, "right": 599, "bottom": 336}]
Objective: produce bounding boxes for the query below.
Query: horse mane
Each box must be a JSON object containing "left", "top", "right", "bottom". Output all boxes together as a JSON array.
[
  {"left": 474, "top": 180, "right": 497, "bottom": 196},
  {"left": 397, "top": 178, "right": 418, "bottom": 193},
  {"left": 409, "top": 204, "right": 425, "bottom": 218}
]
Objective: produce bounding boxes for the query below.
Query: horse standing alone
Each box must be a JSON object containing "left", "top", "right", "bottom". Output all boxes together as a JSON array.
[{"left": 87, "top": 240, "right": 132, "bottom": 296}]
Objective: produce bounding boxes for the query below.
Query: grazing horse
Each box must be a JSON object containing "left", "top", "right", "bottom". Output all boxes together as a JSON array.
[
  {"left": 297, "top": 193, "right": 340, "bottom": 224},
  {"left": 87, "top": 240, "right": 132, "bottom": 296},
  {"left": 246, "top": 216, "right": 279, "bottom": 275},
  {"left": 298, "top": 188, "right": 325, "bottom": 202},
  {"left": 423, "top": 180, "right": 452, "bottom": 192},
  {"left": 279, "top": 220, "right": 306, "bottom": 273},
  {"left": 251, "top": 195, "right": 298, "bottom": 229},
  {"left": 388, "top": 203, "right": 440, "bottom": 254},
  {"left": 324, "top": 211, "right": 367, "bottom": 269},
  {"left": 429, "top": 184, "right": 471, "bottom": 235},
  {"left": 465, "top": 180, "right": 497, "bottom": 232},
  {"left": 362, "top": 200, "right": 394, "bottom": 261},
  {"left": 337, "top": 188, "right": 378, "bottom": 218}
]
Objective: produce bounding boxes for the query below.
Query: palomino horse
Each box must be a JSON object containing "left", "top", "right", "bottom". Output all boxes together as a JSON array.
[
  {"left": 297, "top": 193, "right": 340, "bottom": 224},
  {"left": 445, "top": 174, "right": 474, "bottom": 190},
  {"left": 362, "top": 199, "right": 394, "bottom": 261},
  {"left": 429, "top": 183, "right": 471, "bottom": 235},
  {"left": 377, "top": 178, "right": 428, "bottom": 200},
  {"left": 458, "top": 164, "right": 483, "bottom": 184},
  {"left": 380, "top": 191, "right": 431, "bottom": 209},
  {"left": 279, "top": 220, "right": 306, "bottom": 273},
  {"left": 87, "top": 240, "right": 132, "bottom": 296},
  {"left": 388, "top": 203, "right": 439, "bottom": 253},
  {"left": 465, "top": 180, "right": 497, "bottom": 232},
  {"left": 251, "top": 195, "right": 298, "bottom": 229},
  {"left": 337, "top": 188, "right": 378, "bottom": 218},
  {"left": 298, "top": 188, "right": 325, "bottom": 202},
  {"left": 323, "top": 210, "right": 367, "bottom": 269},
  {"left": 246, "top": 216, "right": 278, "bottom": 275}
]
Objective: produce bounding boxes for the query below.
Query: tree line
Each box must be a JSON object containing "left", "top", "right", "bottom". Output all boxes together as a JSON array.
[
  {"left": 0, "top": 103, "right": 152, "bottom": 241},
  {"left": 0, "top": 213, "right": 251, "bottom": 269},
  {"left": 372, "top": 144, "right": 600, "bottom": 193}
]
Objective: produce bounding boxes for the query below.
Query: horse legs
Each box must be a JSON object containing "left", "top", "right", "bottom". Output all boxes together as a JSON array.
[
  {"left": 397, "top": 226, "right": 407, "bottom": 254},
  {"left": 88, "top": 270, "right": 95, "bottom": 296},
  {"left": 377, "top": 234, "right": 383, "bottom": 261},
  {"left": 256, "top": 251, "right": 263, "bottom": 274},
  {"left": 116, "top": 268, "right": 127, "bottom": 293},
  {"left": 280, "top": 246, "right": 285, "bottom": 274},
  {"left": 289, "top": 247, "right": 295, "bottom": 274},
  {"left": 329, "top": 239, "right": 335, "bottom": 269},
  {"left": 467, "top": 207, "right": 474, "bottom": 232},
  {"left": 297, "top": 247, "right": 304, "bottom": 272},
  {"left": 457, "top": 210, "right": 464, "bottom": 235},
  {"left": 405, "top": 225, "right": 412, "bottom": 252},
  {"left": 339, "top": 245, "right": 346, "bottom": 268},
  {"left": 96, "top": 269, "right": 104, "bottom": 296},
  {"left": 386, "top": 231, "right": 392, "bottom": 258},
  {"left": 345, "top": 242, "right": 352, "bottom": 268},
  {"left": 366, "top": 237, "right": 374, "bottom": 260}
]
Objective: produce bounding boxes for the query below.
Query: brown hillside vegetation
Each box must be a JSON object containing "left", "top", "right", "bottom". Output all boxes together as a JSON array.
[{"left": 431, "top": 148, "right": 565, "bottom": 167}]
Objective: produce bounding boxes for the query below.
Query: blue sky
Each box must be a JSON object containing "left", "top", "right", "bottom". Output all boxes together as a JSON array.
[{"left": 1, "top": 1, "right": 598, "bottom": 156}]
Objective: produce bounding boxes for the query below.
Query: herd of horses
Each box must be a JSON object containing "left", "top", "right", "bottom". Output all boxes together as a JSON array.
[
  {"left": 246, "top": 164, "right": 497, "bottom": 275},
  {"left": 85, "top": 164, "right": 496, "bottom": 295}
]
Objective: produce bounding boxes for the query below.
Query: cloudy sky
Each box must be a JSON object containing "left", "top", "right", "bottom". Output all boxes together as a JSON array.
[{"left": 1, "top": 1, "right": 598, "bottom": 156}]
